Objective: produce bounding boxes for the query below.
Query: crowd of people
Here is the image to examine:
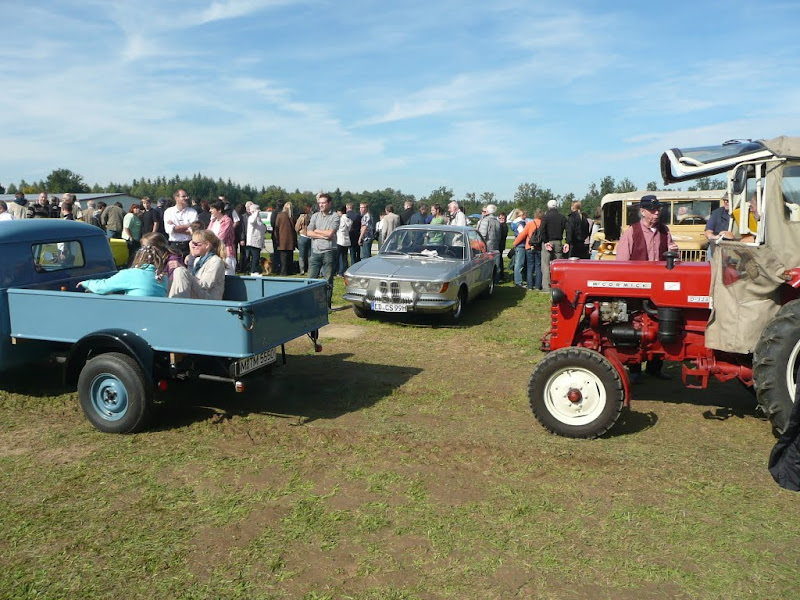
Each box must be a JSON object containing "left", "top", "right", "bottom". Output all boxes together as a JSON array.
[
  {"left": 1, "top": 188, "right": 606, "bottom": 304},
  {"left": 505, "top": 200, "right": 594, "bottom": 292}
]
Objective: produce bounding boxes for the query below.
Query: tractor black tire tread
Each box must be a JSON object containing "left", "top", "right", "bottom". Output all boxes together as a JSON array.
[{"left": 752, "top": 305, "right": 800, "bottom": 434}]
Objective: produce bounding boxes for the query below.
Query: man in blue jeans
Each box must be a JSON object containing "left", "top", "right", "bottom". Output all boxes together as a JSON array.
[{"left": 307, "top": 193, "right": 340, "bottom": 308}]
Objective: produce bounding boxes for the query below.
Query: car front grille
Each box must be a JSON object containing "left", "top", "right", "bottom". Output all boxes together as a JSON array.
[
  {"left": 364, "top": 280, "right": 414, "bottom": 304},
  {"left": 379, "top": 280, "right": 402, "bottom": 302}
]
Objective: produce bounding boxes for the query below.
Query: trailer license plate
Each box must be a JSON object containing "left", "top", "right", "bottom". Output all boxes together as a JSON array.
[
  {"left": 372, "top": 301, "right": 407, "bottom": 313},
  {"left": 235, "top": 348, "right": 277, "bottom": 376}
]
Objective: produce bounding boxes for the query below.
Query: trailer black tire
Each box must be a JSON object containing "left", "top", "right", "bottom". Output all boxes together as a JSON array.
[
  {"left": 77, "top": 352, "right": 152, "bottom": 434},
  {"left": 529, "top": 347, "right": 625, "bottom": 439},
  {"left": 752, "top": 303, "right": 800, "bottom": 434}
]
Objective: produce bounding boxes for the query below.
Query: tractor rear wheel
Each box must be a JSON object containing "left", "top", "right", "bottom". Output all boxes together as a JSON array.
[
  {"left": 529, "top": 347, "right": 625, "bottom": 438},
  {"left": 752, "top": 301, "right": 800, "bottom": 434}
]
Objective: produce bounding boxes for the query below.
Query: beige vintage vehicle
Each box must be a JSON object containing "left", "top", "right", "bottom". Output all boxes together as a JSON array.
[{"left": 593, "top": 190, "right": 725, "bottom": 261}]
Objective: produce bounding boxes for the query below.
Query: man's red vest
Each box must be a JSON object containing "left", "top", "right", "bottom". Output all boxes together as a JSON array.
[{"left": 629, "top": 221, "right": 669, "bottom": 261}]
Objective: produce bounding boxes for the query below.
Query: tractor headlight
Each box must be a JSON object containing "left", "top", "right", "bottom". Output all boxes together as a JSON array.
[{"left": 551, "top": 287, "right": 567, "bottom": 304}]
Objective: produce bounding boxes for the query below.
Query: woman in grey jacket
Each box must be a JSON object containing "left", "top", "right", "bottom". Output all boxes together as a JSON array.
[{"left": 168, "top": 230, "right": 226, "bottom": 300}]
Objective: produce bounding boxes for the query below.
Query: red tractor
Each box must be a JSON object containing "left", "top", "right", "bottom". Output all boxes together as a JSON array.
[{"left": 530, "top": 137, "right": 800, "bottom": 438}]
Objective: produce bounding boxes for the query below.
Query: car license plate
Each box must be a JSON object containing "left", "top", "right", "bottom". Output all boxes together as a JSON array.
[
  {"left": 234, "top": 348, "right": 277, "bottom": 377},
  {"left": 372, "top": 301, "right": 407, "bottom": 313}
]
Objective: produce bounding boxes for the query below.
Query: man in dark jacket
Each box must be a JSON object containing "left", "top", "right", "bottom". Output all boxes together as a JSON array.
[
  {"left": 566, "top": 201, "right": 591, "bottom": 259},
  {"left": 101, "top": 202, "right": 126, "bottom": 238},
  {"left": 540, "top": 200, "right": 569, "bottom": 292},
  {"left": 346, "top": 202, "right": 361, "bottom": 264},
  {"left": 399, "top": 200, "right": 415, "bottom": 225}
]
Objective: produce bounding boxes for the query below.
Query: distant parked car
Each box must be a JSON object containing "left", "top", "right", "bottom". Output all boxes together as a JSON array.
[
  {"left": 342, "top": 225, "right": 498, "bottom": 323},
  {"left": 259, "top": 211, "right": 273, "bottom": 231}
]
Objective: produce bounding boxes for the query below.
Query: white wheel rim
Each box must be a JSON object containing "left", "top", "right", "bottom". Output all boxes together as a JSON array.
[
  {"left": 543, "top": 366, "right": 607, "bottom": 426},
  {"left": 786, "top": 338, "right": 800, "bottom": 405}
]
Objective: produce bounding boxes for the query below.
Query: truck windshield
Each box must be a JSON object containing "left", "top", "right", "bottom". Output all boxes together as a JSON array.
[{"left": 672, "top": 141, "right": 765, "bottom": 166}]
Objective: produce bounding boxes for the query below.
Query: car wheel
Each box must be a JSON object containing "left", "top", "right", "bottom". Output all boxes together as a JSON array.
[
  {"left": 528, "top": 347, "right": 625, "bottom": 438},
  {"left": 486, "top": 269, "right": 496, "bottom": 297},
  {"left": 443, "top": 286, "right": 467, "bottom": 325},
  {"left": 353, "top": 304, "right": 369, "bottom": 319},
  {"left": 77, "top": 352, "right": 152, "bottom": 434}
]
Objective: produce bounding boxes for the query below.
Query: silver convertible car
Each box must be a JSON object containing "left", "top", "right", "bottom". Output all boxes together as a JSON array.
[{"left": 342, "top": 225, "right": 499, "bottom": 323}]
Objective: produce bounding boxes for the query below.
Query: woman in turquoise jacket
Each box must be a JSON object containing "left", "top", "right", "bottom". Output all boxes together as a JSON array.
[{"left": 78, "top": 232, "right": 169, "bottom": 297}]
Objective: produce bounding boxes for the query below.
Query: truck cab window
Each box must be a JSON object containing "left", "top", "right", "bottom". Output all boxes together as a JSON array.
[{"left": 32, "top": 241, "right": 85, "bottom": 272}]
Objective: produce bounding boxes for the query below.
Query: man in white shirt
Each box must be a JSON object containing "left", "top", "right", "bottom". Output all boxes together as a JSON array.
[
  {"left": 0, "top": 200, "right": 15, "bottom": 221},
  {"left": 164, "top": 189, "right": 198, "bottom": 257},
  {"left": 447, "top": 201, "right": 467, "bottom": 226}
]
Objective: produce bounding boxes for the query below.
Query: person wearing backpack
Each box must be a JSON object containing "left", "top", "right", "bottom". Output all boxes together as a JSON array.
[
  {"left": 512, "top": 208, "right": 544, "bottom": 290},
  {"left": 566, "top": 201, "right": 591, "bottom": 259}
]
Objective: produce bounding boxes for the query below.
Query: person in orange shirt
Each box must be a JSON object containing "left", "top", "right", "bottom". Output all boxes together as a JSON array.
[{"left": 513, "top": 208, "right": 544, "bottom": 290}]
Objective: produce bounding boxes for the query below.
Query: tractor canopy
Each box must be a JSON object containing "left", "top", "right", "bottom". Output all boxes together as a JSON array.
[{"left": 663, "top": 136, "right": 800, "bottom": 353}]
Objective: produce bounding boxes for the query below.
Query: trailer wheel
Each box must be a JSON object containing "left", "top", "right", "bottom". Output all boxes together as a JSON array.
[
  {"left": 752, "top": 304, "right": 800, "bottom": 434},
  {"left": 77, "top": 352, "right": 152, "bottom": 434},
  {"left": 529, "top": 347, "right": 625, "bottom": 438}
]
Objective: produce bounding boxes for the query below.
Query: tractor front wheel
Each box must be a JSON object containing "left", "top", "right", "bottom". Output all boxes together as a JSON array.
[
  {"left": 752, "top": 301, "right": 800, "bottom": 434},
  {"left": 529, "top": 347, "right": 625, "bottom": 438}
]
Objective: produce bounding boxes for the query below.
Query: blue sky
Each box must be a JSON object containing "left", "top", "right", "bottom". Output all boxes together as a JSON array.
[{"left": 2, "top": 0, "right": 799, "bottom": 201}]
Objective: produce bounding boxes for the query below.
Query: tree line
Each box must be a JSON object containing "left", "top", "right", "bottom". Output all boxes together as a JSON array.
[{"left": 1, "top": 168, "right": 725, "bottom": 218}]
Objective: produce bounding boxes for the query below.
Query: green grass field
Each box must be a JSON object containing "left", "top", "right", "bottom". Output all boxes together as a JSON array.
[{"left": 1, "top": 277, "right": 798, "bottom": 599}]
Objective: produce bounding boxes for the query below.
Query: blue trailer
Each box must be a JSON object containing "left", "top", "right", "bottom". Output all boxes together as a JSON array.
[{"left": 0, "top": 220, "right": 328, "bottom": 433}]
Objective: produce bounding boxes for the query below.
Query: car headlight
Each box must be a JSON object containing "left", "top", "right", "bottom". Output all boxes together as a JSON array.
[
  {"left": 344, "top": 276, "right": 371, "bottom": 288},
  {"left": 411, "top": 281, "right": 448, "bottom": 293}
]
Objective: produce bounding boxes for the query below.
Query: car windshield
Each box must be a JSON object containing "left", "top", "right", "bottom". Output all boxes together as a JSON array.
[{"left": 381, "top": 228, "right": 467, "bottom": 259}]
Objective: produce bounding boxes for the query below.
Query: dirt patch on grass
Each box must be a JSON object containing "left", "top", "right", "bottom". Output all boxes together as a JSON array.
[{"left": 319, "top": 323, "right": 368, "bottom": 340}]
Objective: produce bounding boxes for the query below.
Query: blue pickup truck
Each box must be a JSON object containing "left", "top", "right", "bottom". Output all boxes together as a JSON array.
[{"left": 0, "top": 220, "right": 329, "bottom": 433}]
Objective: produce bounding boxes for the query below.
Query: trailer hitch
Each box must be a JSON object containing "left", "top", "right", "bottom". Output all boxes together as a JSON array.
[{"left": 226, "top": 306, "right": 255, "bottom": 331}]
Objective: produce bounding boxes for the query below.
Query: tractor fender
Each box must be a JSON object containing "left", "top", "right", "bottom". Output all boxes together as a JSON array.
[
  {"left": 65, "top": 329, "right": 155, "bottom": 386},
  {"left": 602, "top": 348, "right": 633, "bottom": 407}
]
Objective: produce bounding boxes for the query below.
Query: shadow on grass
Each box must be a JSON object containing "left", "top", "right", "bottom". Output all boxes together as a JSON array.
[
  {"left": 150, "top": 352, "right": 423, "bottom": 431},
  {"left": 348, "top": 281, "right": 531, "bottom": 329},
  {"left": 0, "top": 367, "right": 66, "bottom": 398},
  {"left": 605, "top": 371, "right": 763, "bottom": 435},
  {"left": 603, "top": 409, "right": 659, "bottom": 437}
]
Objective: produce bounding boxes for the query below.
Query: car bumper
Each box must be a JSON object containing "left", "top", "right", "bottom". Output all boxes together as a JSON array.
[{"left": 342, "top": 292, "right": 457, "bottom": 314}]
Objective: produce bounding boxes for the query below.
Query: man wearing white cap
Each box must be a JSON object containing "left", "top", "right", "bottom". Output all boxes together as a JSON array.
[{"left": 477, "top": 204, "right": 502, "bottom": 281}]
